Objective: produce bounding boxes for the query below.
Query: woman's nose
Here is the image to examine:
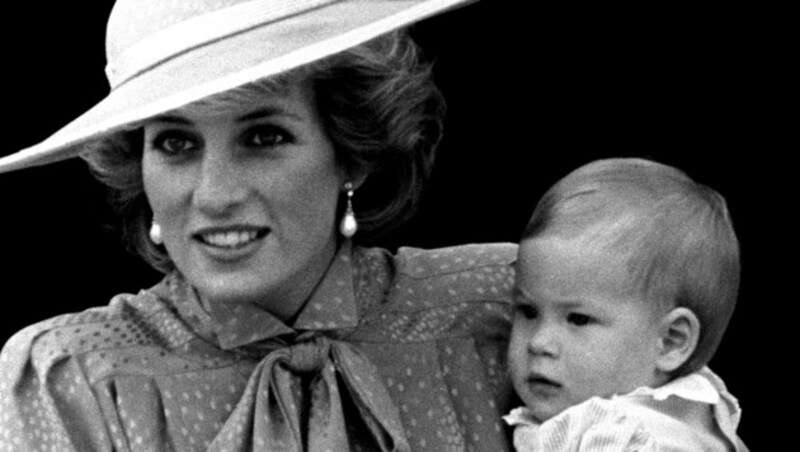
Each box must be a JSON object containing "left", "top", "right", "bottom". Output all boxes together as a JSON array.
[{"left": 193, "top": 149, "right": 249, "bottom": 215}]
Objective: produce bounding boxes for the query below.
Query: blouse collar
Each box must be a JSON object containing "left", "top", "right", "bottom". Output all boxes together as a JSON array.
[{"left": 162, "top": 241, "right": 360, "bottom": 351}]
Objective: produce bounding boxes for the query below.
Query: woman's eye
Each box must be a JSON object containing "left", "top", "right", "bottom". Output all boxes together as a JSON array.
[
  {"left": 567, "top": 313, "right": 593, "bottom": 326},
  {"left": 515, "top": 304, "right": 538, "bottom": 320},
  {"left": 245, "top": 125, "right": 293, "bottom": 148},
  {"left": 150, "top": 131, "right": 198, "bottom": 156}
]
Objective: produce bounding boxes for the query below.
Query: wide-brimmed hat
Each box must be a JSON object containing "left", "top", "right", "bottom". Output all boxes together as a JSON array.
[{"left": 0, "top": 0, "right": 474, "bottom": 174}]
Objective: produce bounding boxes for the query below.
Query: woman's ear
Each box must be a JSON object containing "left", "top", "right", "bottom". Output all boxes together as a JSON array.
[
  {"left": 349, "top": 171, "right": 369, "bottom": 190},
  {"left": 656, "top": 307, "right": 700, "bottom": 374},
  {"left": 340, "top": 164, "right": 371, "bottom": 191}
]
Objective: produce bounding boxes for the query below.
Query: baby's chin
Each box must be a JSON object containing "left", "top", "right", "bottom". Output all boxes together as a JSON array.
[{"left": 517, "top": 393, "right": 572, "bottom": 424}]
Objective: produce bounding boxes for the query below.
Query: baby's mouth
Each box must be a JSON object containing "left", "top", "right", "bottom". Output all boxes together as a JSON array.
[{"left": 527, "top": 374, "right": 561, "bottom": 389}]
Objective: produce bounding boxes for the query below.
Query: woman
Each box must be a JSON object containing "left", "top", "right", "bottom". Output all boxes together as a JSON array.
[{"left": 0, "top": 0, "right": 518, "bottom": 450}]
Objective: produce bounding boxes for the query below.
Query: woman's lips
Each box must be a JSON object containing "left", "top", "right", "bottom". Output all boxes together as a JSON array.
[{"left": 192, "top": 226, "right": 270, "bottom": 250}]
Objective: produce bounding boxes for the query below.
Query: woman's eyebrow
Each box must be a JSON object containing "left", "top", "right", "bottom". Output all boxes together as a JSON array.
[
  {"left": 237, "top": 107, "right": 301, "bottom": 123},
  {"left": 145, "top": 107, "right": 303, "bottom": 125},
  {"left": 149, "top": 114, "right": 192, "bottom": 125}
]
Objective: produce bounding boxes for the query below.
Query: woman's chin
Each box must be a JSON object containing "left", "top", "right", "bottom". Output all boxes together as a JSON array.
[
  {"left": 172, "top": 232, "right": 337, "bottom": 319},
  {"left": 194, "top": 273, "right": 270, "bottom": 304},
  {"left": 188, "top": 269, "right": 304, "bottom": 321},
  {"left": 175, "top": 239, "right": 278, "bottom": 303}
]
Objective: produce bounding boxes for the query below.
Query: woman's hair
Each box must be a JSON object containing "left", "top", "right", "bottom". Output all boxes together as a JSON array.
[
  {"left": 522, "top": 158, "right": 740, "bottom": 378},
  {"left": 82, "top": 30, "right": 444, "bottom": 273}
]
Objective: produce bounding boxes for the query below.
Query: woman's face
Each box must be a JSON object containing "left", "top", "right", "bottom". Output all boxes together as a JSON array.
[{"left": 142, "top": 81, "right": 345, "bottom": 320}]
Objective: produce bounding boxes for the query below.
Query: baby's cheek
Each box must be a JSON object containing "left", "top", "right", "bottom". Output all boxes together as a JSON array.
[
  {"left": 568, "top": 349, "right": 609, "bottom": 385},
  {"left": 506, "top": 334, "right": 527, "bottom": 377}
]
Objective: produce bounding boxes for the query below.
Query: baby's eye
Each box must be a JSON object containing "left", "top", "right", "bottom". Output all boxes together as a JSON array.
[
  {"left": 567, "top": 313, "right": 593, "bottom": 326},
  {"left": 245, "top": 125, "right": 293, "bottom": 148},
  {"left": 515, "top": 304, "right": 538, "bottom": 320}
]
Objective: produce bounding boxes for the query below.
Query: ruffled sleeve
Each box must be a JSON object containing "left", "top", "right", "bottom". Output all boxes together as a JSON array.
[{"left": 0, "top": 317, "right": 112, "bottom": 451}]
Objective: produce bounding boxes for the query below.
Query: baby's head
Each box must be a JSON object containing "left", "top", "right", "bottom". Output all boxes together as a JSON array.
[{"left": 508, "top": 158, "right": 739, "bottom": 422}]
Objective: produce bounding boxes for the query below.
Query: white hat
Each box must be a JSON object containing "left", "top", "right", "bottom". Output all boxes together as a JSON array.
[{"left": 0, "top": 0, "right": 474, "bottom": 174}]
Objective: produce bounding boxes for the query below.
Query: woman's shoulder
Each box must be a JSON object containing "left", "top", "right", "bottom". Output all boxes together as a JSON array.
[
  {"left": 354, "top": 241, "right": 517, "bottom": 304},
  {"left": 391, "top": 242, "right": 517, "bottom": 304},
  {"left": 351, "top": 242, "right": 517, "bottom": 342},
  {"left": 393, "top": 242, "right": 518, "bottom": 276},
  {"left": 0, "top": 285, "right": 172, "bottom": 376}
]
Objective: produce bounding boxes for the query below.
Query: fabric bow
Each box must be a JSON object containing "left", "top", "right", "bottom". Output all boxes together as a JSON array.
[{"left": 206, "top": 334, "right": 410, "bottom": 451}]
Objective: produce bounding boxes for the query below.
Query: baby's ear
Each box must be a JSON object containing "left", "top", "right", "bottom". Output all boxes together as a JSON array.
[{"left": 656, "top": 307, "right": 700, "bottom": 374}]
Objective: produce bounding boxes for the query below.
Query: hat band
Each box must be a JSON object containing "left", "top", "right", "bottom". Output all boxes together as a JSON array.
[{"left": 105, "top": 0, "right": 343, "bottom": 89}]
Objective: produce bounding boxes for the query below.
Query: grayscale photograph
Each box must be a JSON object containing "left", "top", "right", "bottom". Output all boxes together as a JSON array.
[{"left": 1, "top": 0, "right": 779, "bottom": 450}]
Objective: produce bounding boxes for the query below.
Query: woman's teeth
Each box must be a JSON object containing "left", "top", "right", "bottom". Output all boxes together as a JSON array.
[{"left": 201, "top": 231, "right": 260, "bottom": 248}]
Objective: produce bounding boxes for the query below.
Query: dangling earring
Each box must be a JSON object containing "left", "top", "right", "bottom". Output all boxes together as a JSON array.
[
  {"left": 149, "top": 221, "right": 163, "bottom": 245},
  {"left": 339, "top": 181, "right": 358, "bottom": 238}
]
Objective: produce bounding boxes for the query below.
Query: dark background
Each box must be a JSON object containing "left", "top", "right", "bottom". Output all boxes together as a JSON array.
[{"left": 2, "top": 1, "right": 783, "bottom": 448}]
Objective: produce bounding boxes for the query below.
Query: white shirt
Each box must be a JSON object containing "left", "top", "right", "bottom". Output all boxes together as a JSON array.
[{"left": 504, "top": 367, "right": 748, "bottom": 451}]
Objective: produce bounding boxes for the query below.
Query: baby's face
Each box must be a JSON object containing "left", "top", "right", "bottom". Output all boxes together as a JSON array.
[{"left": 508, "top": 235, "right": 664, "bottom": 422}]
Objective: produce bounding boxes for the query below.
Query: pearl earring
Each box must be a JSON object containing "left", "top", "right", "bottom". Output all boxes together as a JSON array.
[
  {"left": 149, "top": 221, "right": 163, "bottom": 245},
  {"left": 339, "top": 182, "right": 358, "bottom": 238}
]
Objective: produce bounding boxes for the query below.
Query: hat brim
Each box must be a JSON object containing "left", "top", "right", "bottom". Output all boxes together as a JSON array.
[{"left": 0, "top": 0, "right": 472, "bottom": 174}]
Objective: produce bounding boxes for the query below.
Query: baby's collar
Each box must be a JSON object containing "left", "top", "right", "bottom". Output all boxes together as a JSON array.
[
  {"left": 503, "top": 406, "right": 541, "bottom": 428},
  {"left": 621, "top": 367, "right": 722, "bottom": 405},
  {"left": 504, "top": 367, "right": 732, "bottom": 429}
]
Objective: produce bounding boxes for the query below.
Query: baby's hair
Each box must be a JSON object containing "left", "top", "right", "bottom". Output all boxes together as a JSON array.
[{"left": 523, "top": 158, "right": 739, "bottom": 377}]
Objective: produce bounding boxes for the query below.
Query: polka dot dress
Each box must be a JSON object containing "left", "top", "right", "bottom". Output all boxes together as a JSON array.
[{"left": 0, "top": 242, "right": 516, "bottom": 451}]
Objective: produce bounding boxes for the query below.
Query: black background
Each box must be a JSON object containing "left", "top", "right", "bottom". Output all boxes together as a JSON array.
[{"left": 2, "top": 1, "right": 784, "bottom": 448}]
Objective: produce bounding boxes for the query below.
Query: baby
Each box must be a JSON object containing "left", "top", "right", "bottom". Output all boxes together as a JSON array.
[{"left": 504, "top": 158, "right": 748, "bottom": 451}]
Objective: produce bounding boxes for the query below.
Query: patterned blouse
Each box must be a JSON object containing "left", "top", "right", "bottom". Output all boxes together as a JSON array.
[{"left": 0, "top": 242, "right": 517, "bottom": 451}]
